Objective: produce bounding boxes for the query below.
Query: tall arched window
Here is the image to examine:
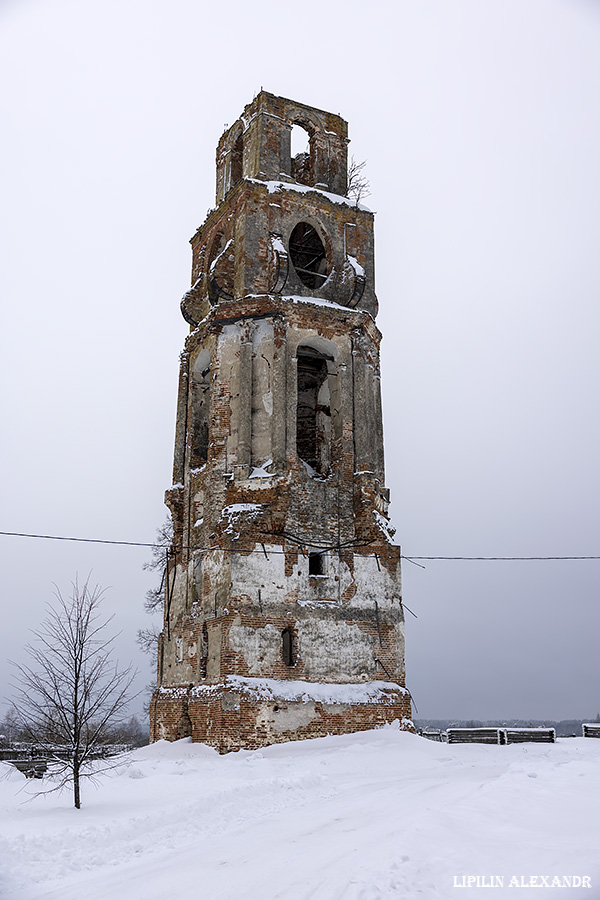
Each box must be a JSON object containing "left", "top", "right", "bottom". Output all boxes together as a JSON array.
[
  {"left": 290, "top": 122, "right": 313, "bottom": 186},
  {"left": 191, "top": 350, "right": 211, "bottom": 468},
  {"left": 230, "top": 131, "right": 243, "bottom": 185},
  {"left": 296, "top": 345, "right": 332, "bottom": 475}
]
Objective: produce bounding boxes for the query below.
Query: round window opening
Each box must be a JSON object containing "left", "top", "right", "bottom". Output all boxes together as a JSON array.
[{"left": 289, "top": 223, "right": 329, "bottom": 289}]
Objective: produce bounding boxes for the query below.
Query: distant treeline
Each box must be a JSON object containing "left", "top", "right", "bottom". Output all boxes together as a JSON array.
[
  {"left": 415, "top": 718, "right": 600, "bottom": 737},
  {"left": 0, "top": 713, "right": 149, "bottom": 748}
]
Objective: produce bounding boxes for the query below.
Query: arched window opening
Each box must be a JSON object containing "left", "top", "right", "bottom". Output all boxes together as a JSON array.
[
  {"left": 230, "top": 131, "right": 243, "bottom": 185},
  {"left": 308, "top": 552, "right": 325, "bottom": 576},
  {"left": 200, "top": 623, "right": 208, "bottom": 678},
  {"left": 289, "top": 222, "right": 329, "bottom": 289},
  {"left": 193, "top": 555, "right": 202, "bottom": 602},
  {"left": 290, "top": 123, "right": 312, "bottom": 185},
  {"left": 282, "top": 627, "right": 295, "bottom": 667},
  {"left": 191, "top": 351, "right": 211, "bottom": 468},
  {"left": 296, "top": 346, "right": 332, "bottom": 475},
  {"left": 207, "top": 231, "right": 234, "bottom": 302}
]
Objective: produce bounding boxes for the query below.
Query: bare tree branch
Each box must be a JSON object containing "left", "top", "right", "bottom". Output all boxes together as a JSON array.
[
  {"left": 347, "top": 156, "right": 371, "bottom": 205},
  {"left": 137, "top": 516, "right": 172, "bottom": 665},
  {"left": 137, "top": 623, "right": 160, "bottom": 659},
  {"left": 142, "top": 516, "right": 172, "bottom": 614}
]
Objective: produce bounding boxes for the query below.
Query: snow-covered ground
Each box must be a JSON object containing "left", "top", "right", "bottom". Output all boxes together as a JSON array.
[{"left": 1, "top": 726, "right": 598, "bottom": 899}]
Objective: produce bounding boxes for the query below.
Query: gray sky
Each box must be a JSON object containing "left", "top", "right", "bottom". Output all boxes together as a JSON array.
[{"left": 1, "top": 0, "right": 599, "bottom": 721}]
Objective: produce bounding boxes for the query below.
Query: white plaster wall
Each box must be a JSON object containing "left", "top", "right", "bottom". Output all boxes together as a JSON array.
[
  {"left": 161, "top": 624, "right": 197, "bottom": 686},
  {"left": 230, "top": 546, "right": 287, "bottom": 606},
  {"left": 166, "top": 561, "right": 189, "bottom": 623},
  {"left": 202, "top": 549, "right": 231, "bottom": 614},
  {"left": 228, "top": 619, "right": 282, "bottom": 674},
  {"left": 229, "top": 549, "right": 401, "bottom": 614},
  {"left": 295, "top": 553, "right": 352, "bottom": 604},
  {"left": 297, "top": 619, "right": 377, "bottom": 681},
  {"left": 257, "top": 702, "right": 318, "bottom": 734},
  {"left": 352, "top": 554, "right": 401, "bottom": 610}
]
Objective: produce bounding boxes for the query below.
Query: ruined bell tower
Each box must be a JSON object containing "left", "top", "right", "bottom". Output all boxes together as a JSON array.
[{"left": 150, "top": 91, "right": 412, "bottom": 752}]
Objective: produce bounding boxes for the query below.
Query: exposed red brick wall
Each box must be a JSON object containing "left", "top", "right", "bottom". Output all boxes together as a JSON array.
[{"left": 151, "top": 684, "right": 413, "bottom": 754}]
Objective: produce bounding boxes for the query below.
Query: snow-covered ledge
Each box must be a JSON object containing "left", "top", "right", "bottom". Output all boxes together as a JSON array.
[{"left": 187, "top": 676, "right": 408, "bottom": 705}]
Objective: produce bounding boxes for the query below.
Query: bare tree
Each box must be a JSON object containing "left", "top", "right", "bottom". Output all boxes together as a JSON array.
[
  {"left": 9, "top": 577, "right": 137, "bottom": 809},
  {"left": 141, "top": 515, "right": 173, "bottom": 614},
  {"left": 137, "top": 516, "right": 172, "bottom": 707},
  {"left": 136, "top": 621, "right": 161, "bottom": 712},
  {"left": 347, "top": 156, "right": 371, "bottom": 205},
  {"left": 136, "top": 623, "right": 161, "bottom": 663}
]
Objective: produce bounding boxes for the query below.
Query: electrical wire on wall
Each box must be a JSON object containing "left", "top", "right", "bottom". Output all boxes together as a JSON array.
[{"left": 1, "top": 530, "right": 599, "bottom": 562}]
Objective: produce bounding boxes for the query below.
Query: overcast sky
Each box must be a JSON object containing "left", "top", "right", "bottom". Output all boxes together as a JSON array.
[{"left": 1, "top": 0, "right": 599, "bottom": 722}]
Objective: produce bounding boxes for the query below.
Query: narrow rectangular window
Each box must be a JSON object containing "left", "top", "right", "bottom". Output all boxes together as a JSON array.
[
  {"left": 308, "top": 552, "right": 325, "bottom": 576},
  {"left": 282, "top": 628, "right": 294, "bottom": 667}
]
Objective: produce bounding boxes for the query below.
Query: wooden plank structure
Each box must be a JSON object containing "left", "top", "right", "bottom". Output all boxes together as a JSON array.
[
  {"left": 446, "top": 727, "right": 505, "bottom": 745},
  {"left": 503, "top": 728, "right": 555, "bottom": 744},
  {"left": 582, "top": 723, "right": 600, "bottom": 738},
  {"left": 446, "top": 727, "right": 556, "bottom": 745},
  {"left": 419, "top": 729, "right": 445, "bottom": 742}
]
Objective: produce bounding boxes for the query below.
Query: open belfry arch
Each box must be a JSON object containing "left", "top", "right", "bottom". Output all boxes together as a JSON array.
[{"left": 150, "top": 91, "right": 413, "bottom": 752}]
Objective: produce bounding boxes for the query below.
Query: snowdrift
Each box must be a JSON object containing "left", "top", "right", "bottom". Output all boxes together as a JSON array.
[{"left": 1, "top": 726, "right": 599, "bottom": 899}]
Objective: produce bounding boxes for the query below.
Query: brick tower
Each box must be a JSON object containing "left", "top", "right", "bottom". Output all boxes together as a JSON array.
[{"left": 150, "top": 91, "right": 412, "bottom": 752}]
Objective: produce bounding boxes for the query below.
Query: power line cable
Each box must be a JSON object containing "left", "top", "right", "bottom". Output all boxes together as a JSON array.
[
  {"left": 0, "top": 531, "right": 156, "bottom": 548},
  {"left": 1, "top": 531, "right": 599, "bottom": 561},
  {"left": 403, "top": 555, "right": 600, "bottom": 561}
]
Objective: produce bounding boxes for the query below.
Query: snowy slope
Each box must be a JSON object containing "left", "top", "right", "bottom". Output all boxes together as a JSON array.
[{"left": 1, "top": 727, "right": 599, "bottom": 900}]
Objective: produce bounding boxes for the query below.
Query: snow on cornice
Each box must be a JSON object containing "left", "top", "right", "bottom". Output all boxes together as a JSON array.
[
  {"left": 249, "top": 179, "right": 373, "bottom": 213},
  {"left": 189, "top": 676, "right": 407, "bottom": 704}
]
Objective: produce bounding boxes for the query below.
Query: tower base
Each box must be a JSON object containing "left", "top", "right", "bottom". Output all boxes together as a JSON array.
[{"left": 151, "top": 677, "right": 414, "bottom": 754}]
